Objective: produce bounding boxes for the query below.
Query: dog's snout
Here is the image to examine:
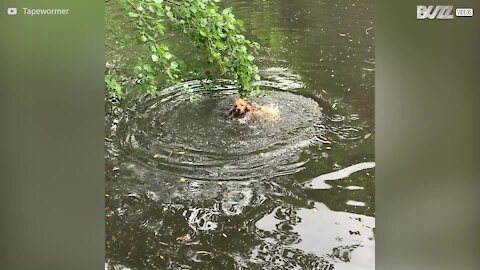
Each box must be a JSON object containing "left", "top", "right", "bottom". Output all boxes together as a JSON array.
[{"left": 228, "top": 98, "right": 252, "bottom": 118}]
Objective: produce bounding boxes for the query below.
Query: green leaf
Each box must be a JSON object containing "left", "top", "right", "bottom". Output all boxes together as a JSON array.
[
  {"left": 115, "top": 0, "right": 263, "bottom": 98},
  {"left": 207, "top": 7, "right": 216, "bottom": 15},
  {"left": 143, "top": 64, "right": 153, "bottom": 72},
  {"left": 156, "top": 23, "right": 165, "bottom": 33}
]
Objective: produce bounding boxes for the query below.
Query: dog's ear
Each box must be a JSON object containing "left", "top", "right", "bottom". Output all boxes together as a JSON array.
[
  {"left": 226, "top": 104, "right": 236, "bottom": 116},
  {"left": 245, "top": 104, "right": 252, "bottom": 112}
]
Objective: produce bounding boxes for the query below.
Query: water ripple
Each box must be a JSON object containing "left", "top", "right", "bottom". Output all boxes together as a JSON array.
[{"left": 113, "top": 81, "right": 325, "bottom": 182}]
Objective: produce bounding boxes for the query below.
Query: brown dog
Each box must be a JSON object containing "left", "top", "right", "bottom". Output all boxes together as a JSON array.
[
  {"left": 226, "top": 98, "right": 254, "bottom": 118},
  {"left": 226, "top": 98, "right": 281, "bottom": 122}
]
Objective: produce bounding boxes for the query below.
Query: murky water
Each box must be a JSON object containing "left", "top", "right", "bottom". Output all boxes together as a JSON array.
[{"left": 106, "top": 0, "right": 374, "bottom": 269}]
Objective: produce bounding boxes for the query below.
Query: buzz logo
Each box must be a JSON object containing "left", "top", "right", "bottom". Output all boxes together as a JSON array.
[{"left": 417, "top": 6, "right": 454, "bottom": 19}]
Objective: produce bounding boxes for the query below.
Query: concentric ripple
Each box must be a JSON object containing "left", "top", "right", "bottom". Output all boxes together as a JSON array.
[{"left": 114, "top": 80, "right": 324, "bottom": 181}]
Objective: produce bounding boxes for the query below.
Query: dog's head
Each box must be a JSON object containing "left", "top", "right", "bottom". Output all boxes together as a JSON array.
[{"left": 230, "top": 98, "right": 252, "bottom": 117}]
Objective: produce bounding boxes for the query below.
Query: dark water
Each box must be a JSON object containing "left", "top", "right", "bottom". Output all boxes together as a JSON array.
[{"left": 106, "top": 0, "right": 375, "bottom": 269}]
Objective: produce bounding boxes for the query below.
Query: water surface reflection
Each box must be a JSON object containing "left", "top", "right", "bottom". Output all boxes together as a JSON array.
[{"left": 106, "top": 0, "right": 374, "bottom": 269}]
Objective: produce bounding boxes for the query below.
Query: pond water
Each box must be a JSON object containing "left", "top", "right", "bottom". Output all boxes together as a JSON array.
[{"left": 105, "top": 0, "right": 375, "bottom": 269}]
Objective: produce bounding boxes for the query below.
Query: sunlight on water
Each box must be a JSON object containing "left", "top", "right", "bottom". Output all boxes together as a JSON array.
[{"left": 306, "top": 162, "right": 375, "bottom": 189}]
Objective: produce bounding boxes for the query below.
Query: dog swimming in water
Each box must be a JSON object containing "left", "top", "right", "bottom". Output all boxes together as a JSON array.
[{"left": 226, "top": 98, "right": 280, "bottom": 122}]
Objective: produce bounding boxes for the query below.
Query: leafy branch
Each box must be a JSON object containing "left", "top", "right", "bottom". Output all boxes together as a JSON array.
[{"left": 110, "top": 0, "right": 262, "bottom": 99}]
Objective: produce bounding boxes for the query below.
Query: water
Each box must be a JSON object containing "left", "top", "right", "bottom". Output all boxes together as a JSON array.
[{"left": 106, "top": 0, "right": 374, "bottom": 269}]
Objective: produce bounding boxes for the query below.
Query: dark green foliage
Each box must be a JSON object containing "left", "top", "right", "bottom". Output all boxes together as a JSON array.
[
  {"left": 109, "top": 0, "right": 262, "bottom": 98},
  {"left": 105, "top": 75, "right": 124, "bottom": 98}
]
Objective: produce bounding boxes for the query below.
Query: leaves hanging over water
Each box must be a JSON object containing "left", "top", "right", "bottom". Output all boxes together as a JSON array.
[{"left": 111, "top": 0, "right": 262, "bottom": 98}]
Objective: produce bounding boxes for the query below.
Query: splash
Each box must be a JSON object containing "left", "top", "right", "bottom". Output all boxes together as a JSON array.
[{"left": 113, "top": 80, "right": 325, "bottom": 182}]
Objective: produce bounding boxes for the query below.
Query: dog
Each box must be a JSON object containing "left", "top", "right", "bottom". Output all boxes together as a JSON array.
[
  {"left": 226, "top": 98, "right": 254, "bottom": 119},
  {"left": 226, "top": 98, "right": 280, "bottom": 122}
]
